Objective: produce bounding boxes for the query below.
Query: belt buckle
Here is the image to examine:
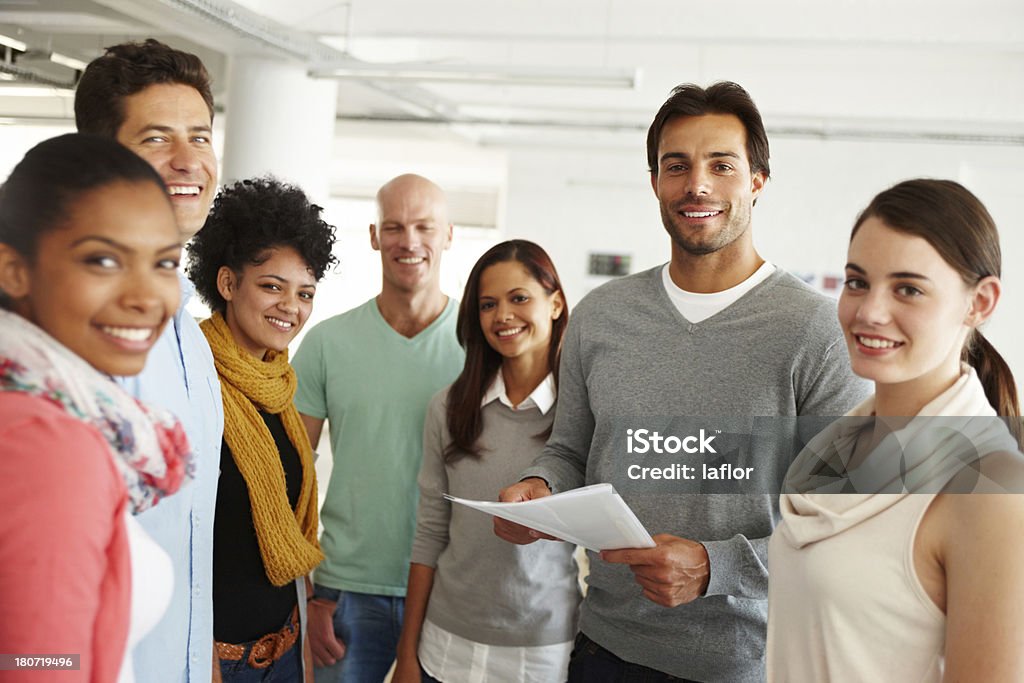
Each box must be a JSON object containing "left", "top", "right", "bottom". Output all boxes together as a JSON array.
[
  {"left": 247, "top": 632, "right": 281, "bottom": 669},
  {"left": 246, "top": 610, "right": 299, "bottom": 668}
]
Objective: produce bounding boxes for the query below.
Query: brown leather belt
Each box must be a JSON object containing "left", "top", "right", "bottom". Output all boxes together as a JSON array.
[{"left": 215, "top": 607, "right": 300, "bottom": 668}]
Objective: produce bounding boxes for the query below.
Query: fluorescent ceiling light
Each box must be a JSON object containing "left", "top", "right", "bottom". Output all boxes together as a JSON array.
[
  {"left": 0, "top": 85, "right": 75, "bottom": 97},
  {"left": 0, "top": 33, "right": 27, "bottom": 52},
  {"left": 18, "top": 49, "right": 89, "bottom": 71},
  {"left": 49, "top": 52, "right": 88, "bottom": 71},
  {"left": 310, "top": 62, "right": 639, "bottom": 89}
]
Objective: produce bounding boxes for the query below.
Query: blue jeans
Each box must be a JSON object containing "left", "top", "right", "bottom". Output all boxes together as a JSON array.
[
  {"left": 568, "top": 632, "right": 700, "bottom": 683},
  {"left": 312, "top": 585, "right": 404, "bottom": 683},
  {"left": 218, "top": 632, "right": 301, "bottom": 682}
]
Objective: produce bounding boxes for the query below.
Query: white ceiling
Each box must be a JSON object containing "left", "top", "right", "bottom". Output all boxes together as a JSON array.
[{"left": 1, "top": 0, "right": 1022, "bottom": 147}]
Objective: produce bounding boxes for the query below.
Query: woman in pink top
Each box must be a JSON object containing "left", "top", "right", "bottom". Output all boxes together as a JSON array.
[{"left": 0, "top": 134, "right": 192, "bottom": 682}]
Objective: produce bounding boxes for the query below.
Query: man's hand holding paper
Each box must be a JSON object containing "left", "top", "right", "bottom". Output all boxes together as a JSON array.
[{"left": 602, "top": 534, "right": 711, "bottom": 607}]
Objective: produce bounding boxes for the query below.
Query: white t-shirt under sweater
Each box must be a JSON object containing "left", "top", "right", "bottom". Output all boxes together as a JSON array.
[
  {"left": 767, "top": 367, "right": 1019, "bottom": 682},
  {"left": 413, "top": 373, "right": 578, "bottom": 683},
  {"left": 120, "top": 512, "right": 173, "bottom": 683},
  {"left": 661, "top": 261, "right": 776, "bottom": 323}
]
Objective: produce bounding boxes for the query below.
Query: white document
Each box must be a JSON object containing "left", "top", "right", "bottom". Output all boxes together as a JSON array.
[{"left": 445, "top": 483, "right": 655, "bottom": 551}]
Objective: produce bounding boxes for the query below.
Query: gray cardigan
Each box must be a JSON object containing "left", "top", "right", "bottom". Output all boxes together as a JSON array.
[
  {"left": 411, "top": 388, "right": 581, "bottom": 646},
  {"left": 521, "top": 266, "right": 871, "bottom": 682}
]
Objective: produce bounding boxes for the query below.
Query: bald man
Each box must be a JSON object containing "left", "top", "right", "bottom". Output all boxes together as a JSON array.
[{"left": 293, "top": 175, "right": 465, "bottom": 682}]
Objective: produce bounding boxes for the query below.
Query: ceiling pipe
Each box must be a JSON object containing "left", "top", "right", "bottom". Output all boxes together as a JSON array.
[
  {"left": 334, "top": 113, "right": 1024, "bottom": 147},
  {"left": 156, "top": 0, "right": 339, "bottom": 62},
  {"left": 310, "top": 62, "right": 640, "bottom": 89},
  {"left": 0, "top": 63, "right": 76, "bottom": 89}
]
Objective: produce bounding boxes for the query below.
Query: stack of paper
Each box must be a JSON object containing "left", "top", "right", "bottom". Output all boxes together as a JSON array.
[{"left": 445, "top": 483, "right": 655, "bottom": 551}]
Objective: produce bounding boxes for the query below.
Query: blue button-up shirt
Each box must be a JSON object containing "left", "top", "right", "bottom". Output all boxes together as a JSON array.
[{"left": 116, "top": 273, "right": 223, "bottom": 683}]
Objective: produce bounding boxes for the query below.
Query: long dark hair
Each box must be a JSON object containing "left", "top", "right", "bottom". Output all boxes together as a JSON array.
[
  {"left": 852, "top": 179, "right": 1020, "bottom": 444},
  {"left": 446, "top": 240, "right": 568, "bottom": 459}
]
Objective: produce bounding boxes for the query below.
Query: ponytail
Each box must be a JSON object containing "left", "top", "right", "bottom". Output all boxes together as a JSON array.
[{"left": 965, "top": 331, "right": 1022, "bottom": 448}]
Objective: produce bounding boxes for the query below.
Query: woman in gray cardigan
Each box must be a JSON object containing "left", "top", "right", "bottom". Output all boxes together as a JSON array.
[{"left": 395, "top": 240, "right": 581, "bottom": 683}]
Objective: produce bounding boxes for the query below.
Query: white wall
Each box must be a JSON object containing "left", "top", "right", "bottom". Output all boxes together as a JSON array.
[{"left": 0, "top": 122, "right": 75, "bottom": 176}]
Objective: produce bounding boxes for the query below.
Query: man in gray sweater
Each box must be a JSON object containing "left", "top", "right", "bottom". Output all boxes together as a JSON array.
[{"left": 497, "top": 82, "right": 870, "bottom": 682}]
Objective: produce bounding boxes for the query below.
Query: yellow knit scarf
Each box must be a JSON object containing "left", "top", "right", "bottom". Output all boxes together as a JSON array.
[{"left": 200, "top": 312, "right": 324, "bottom": 586}]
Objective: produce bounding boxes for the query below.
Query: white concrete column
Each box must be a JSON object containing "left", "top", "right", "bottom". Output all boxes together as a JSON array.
[{"left": 221, "top": 57, "right": 338, "bottom": 204}]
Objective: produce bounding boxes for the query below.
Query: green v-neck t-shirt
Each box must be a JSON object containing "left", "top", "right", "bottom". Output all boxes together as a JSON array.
[{"left": 293, "top": 298, "right": 464, "bottom": 595}]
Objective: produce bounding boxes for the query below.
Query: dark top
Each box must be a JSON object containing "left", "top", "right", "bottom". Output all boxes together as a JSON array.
[{"left": 213, "top": 411, "right": 302, "bottom": 643}]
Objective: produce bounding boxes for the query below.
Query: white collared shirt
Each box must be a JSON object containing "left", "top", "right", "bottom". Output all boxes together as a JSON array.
[
  {"left": 481, "top": 371, "right": 556, "bottom": 415},
  {"left": 419, "top": 619, "right": 571, "bottom": 683}
]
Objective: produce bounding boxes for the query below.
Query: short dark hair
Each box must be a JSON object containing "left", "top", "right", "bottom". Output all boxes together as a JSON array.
[
  {"left": 186, "top": 177, "right": 338, "bottom": 313},
  {"left": 0, "top": 133, "right": 167, "bottom": 260},
  {"left": 647, "top": 81, "right": 770, "bottom": 180},
  {"left": 75, "top": 38, "right": 214, "bottom": 138}
]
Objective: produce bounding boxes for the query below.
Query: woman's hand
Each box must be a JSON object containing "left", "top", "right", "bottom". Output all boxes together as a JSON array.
[
  {"left": 392, "top": 653, "right": 424, "bottom": 683},
  {"left": 494, "top": 477, "right": 557, "bottom": 544}
]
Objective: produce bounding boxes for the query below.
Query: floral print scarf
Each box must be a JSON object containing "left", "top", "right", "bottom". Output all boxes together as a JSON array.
[{"left": 0, "top": 309, "right": 192, "bottom": 512}]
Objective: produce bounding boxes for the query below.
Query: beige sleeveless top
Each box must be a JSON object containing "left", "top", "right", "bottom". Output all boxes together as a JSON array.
[{"left": 767, "top": 493, "right": 944, "bottom": 682}]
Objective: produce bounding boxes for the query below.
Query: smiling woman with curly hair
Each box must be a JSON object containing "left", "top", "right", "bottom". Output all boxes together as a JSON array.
[{"left": 186, "top": 176, "right": 337, "bottom": 682}]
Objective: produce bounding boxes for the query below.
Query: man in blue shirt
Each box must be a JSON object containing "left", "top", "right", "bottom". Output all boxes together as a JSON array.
[{"left": 75, "top": 39, "right": 224, "bottom": 683}]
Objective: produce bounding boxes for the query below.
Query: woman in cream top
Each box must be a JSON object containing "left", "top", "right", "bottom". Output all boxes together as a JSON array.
[{"left": 767, "top": 179, "right": 1024, "bottom": 682}]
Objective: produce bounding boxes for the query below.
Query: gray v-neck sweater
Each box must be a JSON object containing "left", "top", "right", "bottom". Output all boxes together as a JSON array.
[
  {"left": 411, "top": 388, "right": 581, "bottom": 646},
  {"left": 521, "top": 266, "right": 870, "bottom": 682}
]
